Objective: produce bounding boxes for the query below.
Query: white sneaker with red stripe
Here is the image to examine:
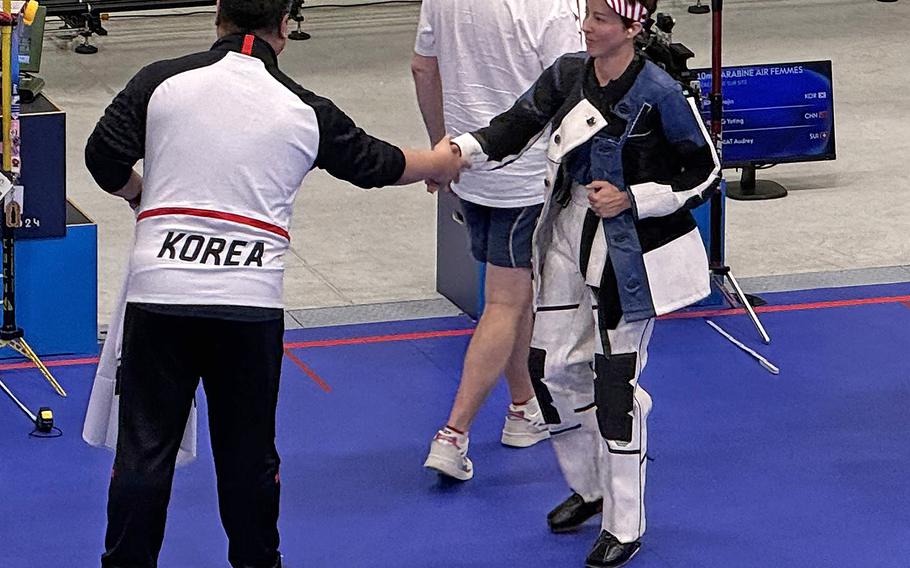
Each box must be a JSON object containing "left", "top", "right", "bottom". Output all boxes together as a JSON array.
[
  {"left": 423, "top": 427, "right": 474, "bottom": 481},
  {"left": 501, "top": 397, "right": 550, "bottom": 448}
]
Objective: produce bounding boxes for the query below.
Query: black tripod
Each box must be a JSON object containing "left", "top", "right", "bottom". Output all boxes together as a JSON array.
[
  {"left": 0, "top": 2, "right": 66, "bottom": 432},
  {"left": 706, "top": 0, "right": 771, "bottom": 344},
  {"left": 289, "top": 0, "right": 311, "bottom": 41}
]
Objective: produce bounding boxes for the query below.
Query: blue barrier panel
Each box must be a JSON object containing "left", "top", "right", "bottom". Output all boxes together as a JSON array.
[
  {"left": 13, "top": 95, "right": 66, "bottom": 239},
  {"left": 1, "top": 202, "right": 98, "bottom": 358}
]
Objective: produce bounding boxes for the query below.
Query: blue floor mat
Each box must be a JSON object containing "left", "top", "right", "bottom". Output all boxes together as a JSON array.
[{"left": 1, "top": 284, "right": 909, "bottom": 567}]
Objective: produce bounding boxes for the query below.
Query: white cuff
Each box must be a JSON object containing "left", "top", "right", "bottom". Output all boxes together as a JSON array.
[
  {"left": 628, "top": 182, "right": 679, "bottom": 219},
  {"left": 451, "top": 133, "right": 488, "bottom": 169}
]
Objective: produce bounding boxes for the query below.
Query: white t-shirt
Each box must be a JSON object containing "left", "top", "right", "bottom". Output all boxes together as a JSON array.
[{"left": 415, "top": 0, "right": 584, "bottom": 207}]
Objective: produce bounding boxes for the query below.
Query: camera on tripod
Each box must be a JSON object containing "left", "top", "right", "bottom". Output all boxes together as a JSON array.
[{"left": 636, "top": 12, "right": 698, "bottom": 93}]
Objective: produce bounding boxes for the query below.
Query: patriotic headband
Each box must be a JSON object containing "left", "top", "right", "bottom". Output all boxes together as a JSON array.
[{"left": 605, "top": 0, "right": 649, "bottom": 22}]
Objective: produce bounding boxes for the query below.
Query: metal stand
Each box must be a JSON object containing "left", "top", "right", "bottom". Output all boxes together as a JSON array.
[
  {"left": 289, "top": 0, "right": 310, "bottom": 41},
  {"left": 75, "top": 30, "right": 99, "bottom": 53},
  {"left": 71, "top": 9, "right": 107, "bottom": 54},
  {"left": 727, "top": 165, "right": 788, "bottom": 201},
  {"left": 707, "top": 0, "right": 770, "bottom": 344},
  {"left": 0, "top": 284, "right": 68, "bottom": 397},
  {"left": 688, "top": 1, "right": 710, "bottom": 14},
  {"left": 0, "top": 0, "right": 66, "bottom": 431}
]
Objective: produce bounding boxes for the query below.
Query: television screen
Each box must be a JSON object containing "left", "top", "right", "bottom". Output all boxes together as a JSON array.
[
  {"left": 693, "top": 60, "right": 836, "bottom": 167},
  {"left": 18, "top": 5, "right": 46, "bottom": 74}
]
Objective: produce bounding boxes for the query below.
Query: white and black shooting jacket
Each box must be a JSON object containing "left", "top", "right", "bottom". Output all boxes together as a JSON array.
[{"left": 455, "top": 53, "right": 722, "bottom": 322}]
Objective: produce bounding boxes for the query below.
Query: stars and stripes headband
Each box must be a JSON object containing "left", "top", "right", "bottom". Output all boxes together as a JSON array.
[{"left": 605, "top": 0, "right": 649, "bottom": 22}]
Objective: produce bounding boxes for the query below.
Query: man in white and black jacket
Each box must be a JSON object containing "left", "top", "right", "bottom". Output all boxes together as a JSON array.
[
  {"left": 84, "top": 1, "right": 464, "bottom": 567},
  {"left": 452, "top": 0, "right": 720, "bottom": 565}
]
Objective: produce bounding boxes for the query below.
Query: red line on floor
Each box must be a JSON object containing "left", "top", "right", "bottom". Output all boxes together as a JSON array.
[
  {"left": 283, "top": 328, "right": 475, "bottom": 350},
  {"left": 6, "top": 294, "right": 908, "bottom": 372},
  {"left": 283, "top": 348, "right": 332, "bottom": 393},
  {"left": 0, "top": 356, "right": 100, "bottom": 372},
  {"left": 0, "top": 351, "right": 335, "bottom": 394}
]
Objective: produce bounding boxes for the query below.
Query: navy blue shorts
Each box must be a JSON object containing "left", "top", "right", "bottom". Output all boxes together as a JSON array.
[{"left": 459, "top": 198, "right": 543, "bottom": 269}]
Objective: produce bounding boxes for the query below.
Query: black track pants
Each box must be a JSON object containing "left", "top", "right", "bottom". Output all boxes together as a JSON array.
[{"left": 101, "top": 304, "right": 284, "bottom": 568}]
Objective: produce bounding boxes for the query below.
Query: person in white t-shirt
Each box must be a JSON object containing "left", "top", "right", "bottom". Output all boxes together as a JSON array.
[{"left": 412, "top": 0, "right": 584, "bottom": 481}]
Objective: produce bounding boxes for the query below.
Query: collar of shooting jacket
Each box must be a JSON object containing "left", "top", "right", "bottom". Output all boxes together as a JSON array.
[
  {"left": 583, "top": 53, "right": 645, "bottom": 112},
  {"left": 211, "top": 33, "right": 279, "bottom": 67},
  {"left": 605, "top": 0, "right": 649, "bottom": 22}
]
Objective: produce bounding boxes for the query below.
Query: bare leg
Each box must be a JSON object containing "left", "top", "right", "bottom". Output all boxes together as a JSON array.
[
  {"left": 446, "top": 263, "right": 532, "bottom": 432},
  {"left": 503, "top": 304, "right": 535, "bottom": 405}
]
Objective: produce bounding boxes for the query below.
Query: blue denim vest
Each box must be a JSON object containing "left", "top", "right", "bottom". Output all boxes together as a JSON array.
[{"left": 564, "top": 63, "right": 679, "bottom": 321}]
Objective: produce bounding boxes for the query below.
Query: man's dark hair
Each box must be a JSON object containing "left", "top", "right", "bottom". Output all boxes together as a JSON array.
[{"left": 216, "top": 0, "right": 291, "bottom": 33}]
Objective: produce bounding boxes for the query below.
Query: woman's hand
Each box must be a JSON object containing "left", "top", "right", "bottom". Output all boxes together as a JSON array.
[{"left": 586, "top": 180, "right": 631, "bottom": 218}]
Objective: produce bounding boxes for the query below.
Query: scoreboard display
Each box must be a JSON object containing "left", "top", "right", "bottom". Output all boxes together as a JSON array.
[{"left": 693, "top": 60, "right": 836, "bottom": 167}]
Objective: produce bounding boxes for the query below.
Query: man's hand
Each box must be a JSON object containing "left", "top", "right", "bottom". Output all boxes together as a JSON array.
[
  {"left": 587, "top": 180, "right": 631, "bottom": 218},
  {"left": 127, "top": 194, "right": 142, "bottom": 215},
  {"left": 425, "top": 136, "right": 469, "bottom": 194},
  {"left": 113, "top": 169, "right": 144, "bottom": 214}
]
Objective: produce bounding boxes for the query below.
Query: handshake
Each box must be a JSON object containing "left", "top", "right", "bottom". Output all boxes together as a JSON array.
[{"left": 421, "top": 136, "right": 471, "bottom": 194}]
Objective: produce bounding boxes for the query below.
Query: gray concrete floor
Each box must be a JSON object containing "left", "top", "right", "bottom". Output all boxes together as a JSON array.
[{"left": 37, "top": 0, "right": 910, "bottom": 326}]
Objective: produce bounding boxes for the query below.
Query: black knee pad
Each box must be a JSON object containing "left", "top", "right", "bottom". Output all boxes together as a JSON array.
[
  {"left": 528, "top": 347, "right": 561, "bottom": 425},
  {"left": 593, "top": 352, "right": 636, "bottom": 442},
  {"left": 596, "top": 260, "right": 623, "bottom": 332}
]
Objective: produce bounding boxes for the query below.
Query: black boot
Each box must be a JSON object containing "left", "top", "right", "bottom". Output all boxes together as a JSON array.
[
  {"left": 584, "top": 530, "right": 641, "bottom": 568},
  {"left": 547, "top": 493, "right": 603, "bottom": 533}
]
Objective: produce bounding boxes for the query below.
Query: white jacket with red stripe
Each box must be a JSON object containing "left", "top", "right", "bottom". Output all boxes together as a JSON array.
[{"left": 86, "top": 34, "right": 406, "bottom": 308}]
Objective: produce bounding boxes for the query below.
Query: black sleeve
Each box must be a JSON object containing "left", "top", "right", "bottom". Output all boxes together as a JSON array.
[
  {"left": 473, "top": 54, "right": 580, "bottom": 161},
  {"left": 84, "top": 69, "right": 152, "bottom": 193},
  {"left": 308, "top": 95, "right": 407, "bottom": 189},
  {"left": 265, "top": 67, "right": 408, "bottom": 188}
]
